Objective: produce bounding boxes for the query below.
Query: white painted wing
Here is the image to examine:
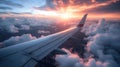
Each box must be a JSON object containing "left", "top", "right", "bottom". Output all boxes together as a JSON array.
[{"left": 0, "top": 14, "right": 87, "bottom": 67}]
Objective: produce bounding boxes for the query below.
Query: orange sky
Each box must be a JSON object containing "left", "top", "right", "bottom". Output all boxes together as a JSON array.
[{"left": 0, "top": 0, "right": 120, "bottom": 20}]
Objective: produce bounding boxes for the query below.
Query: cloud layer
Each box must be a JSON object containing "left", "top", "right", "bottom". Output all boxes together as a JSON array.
[
  {"left": 56, "top": 19, "right": 120, "bottom": 67},
  {"left": 0, "top": 17, "right": 54, "bottom": 33},
  {"left": 1, "top": 34, "right": 36, "bottom": 47}
]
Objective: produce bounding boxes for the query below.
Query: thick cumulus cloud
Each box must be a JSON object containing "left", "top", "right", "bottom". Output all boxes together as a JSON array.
[
  {"left": 0, "top": 21, "right": 19, "bottom": 33},
  {"left": 56, "top": 19, "right": 120, "bottom": 67},
  {"left": 55, "top": 48, "right": 82, "bottom": 67},
  {"left": 1, "top": 34, "right": 36, "bottom": 47},
  {"left": 56, "top": 48, "right": 119, "bottom": 67},
  {"left": 83, "top": 19, "right": 120, "bottom": 64},
  {"left": 83, "top": 19, "right": 120, "bottom": 66},
  {"left": 20, "top": 25, "right": 30, "bottom": 30},
  {"left": 0, "top": 17, "right": 54, "bottom": 33},
  {"left": 0, "top": 19, "right": 29, "bottom": 33}
]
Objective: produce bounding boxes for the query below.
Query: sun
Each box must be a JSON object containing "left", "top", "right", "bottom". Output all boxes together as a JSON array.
[{"left": 61, "top": 12, "right": 71, "bottom": 19}]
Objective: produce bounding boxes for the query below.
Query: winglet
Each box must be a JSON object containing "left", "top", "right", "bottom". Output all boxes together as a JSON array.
[{"left": 77, "top": 14, "right": 88, "bottom": 27}]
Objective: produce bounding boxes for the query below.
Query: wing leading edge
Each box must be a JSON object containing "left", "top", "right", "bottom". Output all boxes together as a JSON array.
[{"left": 0, "top": 14, "right": 88, "bottom": 67}]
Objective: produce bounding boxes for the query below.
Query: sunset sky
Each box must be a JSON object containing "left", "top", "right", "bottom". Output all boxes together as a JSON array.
[{"left": 0, "top": 0, "right": 120, "bottom": 19}]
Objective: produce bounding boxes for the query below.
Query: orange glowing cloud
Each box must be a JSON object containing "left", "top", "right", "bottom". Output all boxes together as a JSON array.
[
  {"left": 91, "top": 0, "right": 96, "bottom": 3},
  {"left": 35, "top": 0, "right": 119, "bottom": 19},
  {"left": 1, "top": 0, "right": 119, "bottom": 20}
]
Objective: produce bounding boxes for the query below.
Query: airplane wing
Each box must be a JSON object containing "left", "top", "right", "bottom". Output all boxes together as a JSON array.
[{"left": 0, "top": 14, "right": 88, "bottom": 67}]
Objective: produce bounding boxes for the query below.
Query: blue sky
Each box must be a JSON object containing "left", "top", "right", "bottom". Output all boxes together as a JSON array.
[{"left": 0, "top": 0, "right": 46, "bottom": 13}]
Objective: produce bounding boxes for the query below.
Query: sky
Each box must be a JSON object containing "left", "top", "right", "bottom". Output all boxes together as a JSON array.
[{"left": 0, "top": 0, "right": 120, "bottom": 19}]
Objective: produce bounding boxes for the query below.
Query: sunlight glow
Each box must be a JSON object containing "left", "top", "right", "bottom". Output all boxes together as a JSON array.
[
  {"left": 0, "top": 0, "right": 119, "bottom": 20},
  {"left": 31, "top": 0, "right": 119, "bottom": 20}
]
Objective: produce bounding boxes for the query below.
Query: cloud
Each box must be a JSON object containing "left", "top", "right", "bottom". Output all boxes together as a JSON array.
[
  {"left": 32, "top": 0, "right": 120, "bottom": 19},
  {"left": 0, "top": 12, "right": 8, "bottom": 14},
  {"left": 82, "top": 19, "right": 120, "bottom": 64},
  {"left": 0, "top": 6, "right": 12, "bottom": 10},
  {"left": 33, "top": 0, "right": 55, "bottom": 10},
  {"left": 0, "top": 21, "right": 19, "bottom": 33},
  {"left": 33, "top": 6, "right": 48, "bottom": 10},
  {"left": 0, "top": 12, "right": 15, "bottom": 14},
  {"left": 8, "top": 25, "right": 19, "bottom": 33},
  {"left": 38, "top": 30, "right": 50, "bottom": 34},
  {"left": 56, "top": 19, "right": 120, "bottom": 67},
  {"left": 55, "top": 48, "right": 82, "bottom": 67},
  {"left": 20, "top": 25, "right": 30, "bottom": 30},
  {"left": 34, "top": 0, "right": 119, "bottom": 10},
  {"left": 55, "top": 48, "right": 119, "bottom": 67},
  {"left": 96, "top": 0, "right": 118, "bottom": 3},
  {"left": 0, "top": 0, "right": 23, "bottom": 8},
  {"left": 0, "top": 18, "right": 31, "bottom": 33},
  {"left": 1, "top": 34, "right": 36, "bottom": 47},
  {"left": 84, "top": 0, "right": 120, "bottom": 14},
  {"left": 0, "top": 12, "right": 34, "bottom": 18},
  {"left": 0, "top": 16, "right": 55, "bottom": 33},
  {"left": 0, "top": 12, "right": 32, "bottom": 14}
]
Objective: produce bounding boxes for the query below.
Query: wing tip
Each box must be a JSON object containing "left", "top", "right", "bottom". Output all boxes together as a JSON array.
[{"left": 77, "top": 14, "right": 88, "bottom": 27}]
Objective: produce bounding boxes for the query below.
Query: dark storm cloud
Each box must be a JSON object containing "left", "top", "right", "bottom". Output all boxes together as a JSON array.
[
  {"left": 0, "top": 0, "right": 23, "bottom": 8},
  {"left": 0, "top": 6, "right": 12, "bottom": 10},
  {"left": 84, "top": 1, "right": 120, "bottom": 13}
]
